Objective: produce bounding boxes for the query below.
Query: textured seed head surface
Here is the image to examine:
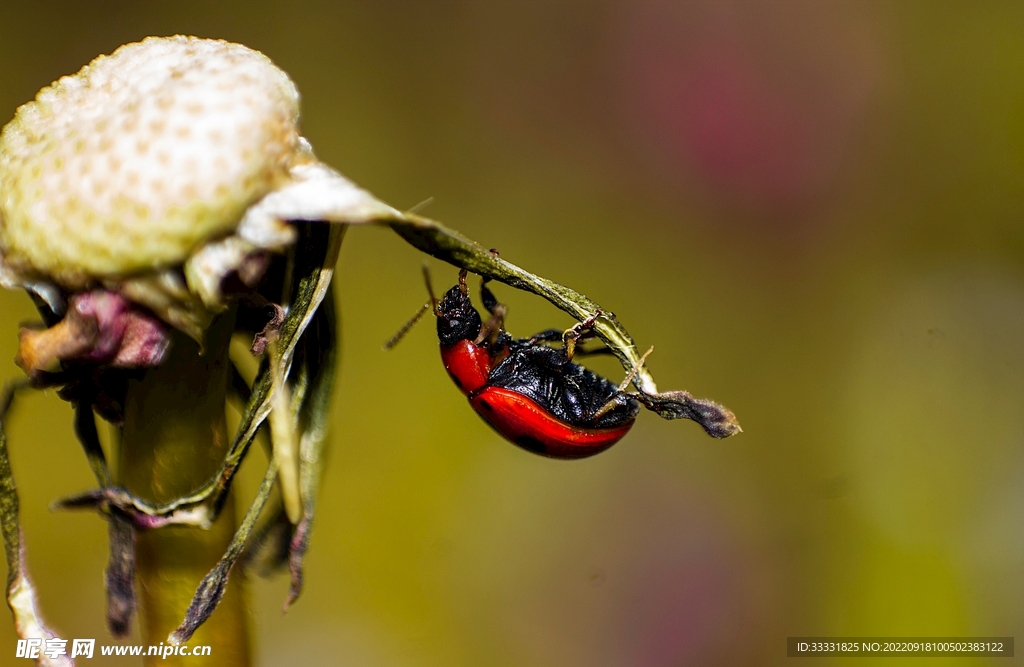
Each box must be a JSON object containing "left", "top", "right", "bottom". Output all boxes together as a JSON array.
[{"left": 0, "top": 36, "right": 301, "bottom": 284}]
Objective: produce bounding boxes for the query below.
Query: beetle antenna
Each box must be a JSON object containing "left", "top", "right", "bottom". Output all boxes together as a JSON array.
[
  {"left": 383, "top": 264, "right": 440, "bottom": 350},
  {"left": 382, "top": 302, "right": 432, "bottom": 350},
  {"left": 458, "top": 269, "right": 468, "bottom": 296},
  {"left": 422, "top": 263, "right": 439, "bottom": 315}
]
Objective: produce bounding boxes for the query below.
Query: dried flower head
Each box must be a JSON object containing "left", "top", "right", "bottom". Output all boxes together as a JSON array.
[
  {"left": 0, "top": 35, "right": 394, "bottom": 357},
  {"left": 0, "top": 36, "right": 300, "bottom": 287}
]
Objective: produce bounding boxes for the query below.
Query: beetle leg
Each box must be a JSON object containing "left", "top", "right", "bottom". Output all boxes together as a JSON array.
[
  {"left": 475, "top": 302, "right": 507, "bottom": 346},
  {"left": 475, "top": 279, "right": 508, "bottom": 346},
  {"left": 616, "top": 345, "right": 654, "bottom": 392},
  {"left": 592, "top": 392, "right": 632, "bottom": 422},
  {"left": 526, "top": 328, "right": 607, "bottom": 356},
  {"left": 480, "top": 279, "right": 500, "bottom": 316},
  {"left": 562, "top": 310, "right": 602, "bottom": 361},
  {"left": 525, "top": 328, "right": 562, "bottom": 344},
  {"left": 572, "top": 345, "right": 615, "bottom": 358},
  {"left": 593, "top": 346, "right": 654, "bottom": 419}
]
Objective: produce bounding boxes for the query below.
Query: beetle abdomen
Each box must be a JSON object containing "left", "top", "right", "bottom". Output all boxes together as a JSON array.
[
  {"left": 486, "top": 344, "right": 640, "bottom": 429},
  {"left": 470, "top": 387, "right": 634, "bottom": 459}
]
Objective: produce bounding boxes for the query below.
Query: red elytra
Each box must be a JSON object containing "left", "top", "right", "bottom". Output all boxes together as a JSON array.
[
  {"left": 469, "top": 387, "right": 633, "bottom": 459},
  {"left": 440, "top": 339, "right": 496, "bottom": 395}
]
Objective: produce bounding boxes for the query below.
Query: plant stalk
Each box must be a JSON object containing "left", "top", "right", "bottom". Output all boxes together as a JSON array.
[{"left": 119, "top": 310, "right": 250, "bottom": 666}]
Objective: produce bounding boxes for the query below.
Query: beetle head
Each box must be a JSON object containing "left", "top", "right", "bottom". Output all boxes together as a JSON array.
[{"left": 436, "top": 275, "right": 483, "bottom": 348}]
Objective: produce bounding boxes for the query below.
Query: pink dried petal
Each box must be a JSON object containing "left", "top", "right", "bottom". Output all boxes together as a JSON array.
[{"left": 16, "top": 290, "right": 170, "bottom": 377}]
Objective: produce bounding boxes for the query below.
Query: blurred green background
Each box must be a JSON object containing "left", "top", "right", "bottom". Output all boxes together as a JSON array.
[{"left": 2, "top": 1, "right": 1023, "bottom": 665}]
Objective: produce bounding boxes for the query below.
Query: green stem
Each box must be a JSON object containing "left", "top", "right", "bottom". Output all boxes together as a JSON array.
[{"left": 119, "top": 310, "right": 250, "bottom": 666}]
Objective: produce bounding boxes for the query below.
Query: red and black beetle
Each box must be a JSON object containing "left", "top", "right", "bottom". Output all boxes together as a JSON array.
[{"left": 395, "top": 269, "right": 640, "bottom": 459}]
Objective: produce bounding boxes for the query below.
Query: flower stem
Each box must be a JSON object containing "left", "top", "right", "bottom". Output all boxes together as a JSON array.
[{"left": 119, "top": 310, "right": 251, "bottom": 666}]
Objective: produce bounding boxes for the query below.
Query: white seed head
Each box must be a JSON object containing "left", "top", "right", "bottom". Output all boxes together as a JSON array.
[{"left": 0, "top": 36, "right": 301, "bottom": 285}]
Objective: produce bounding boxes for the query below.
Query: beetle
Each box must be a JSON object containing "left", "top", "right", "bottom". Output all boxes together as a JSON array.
[{"left": 389, "top": 268, "right": 642, "bottom": 459}]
